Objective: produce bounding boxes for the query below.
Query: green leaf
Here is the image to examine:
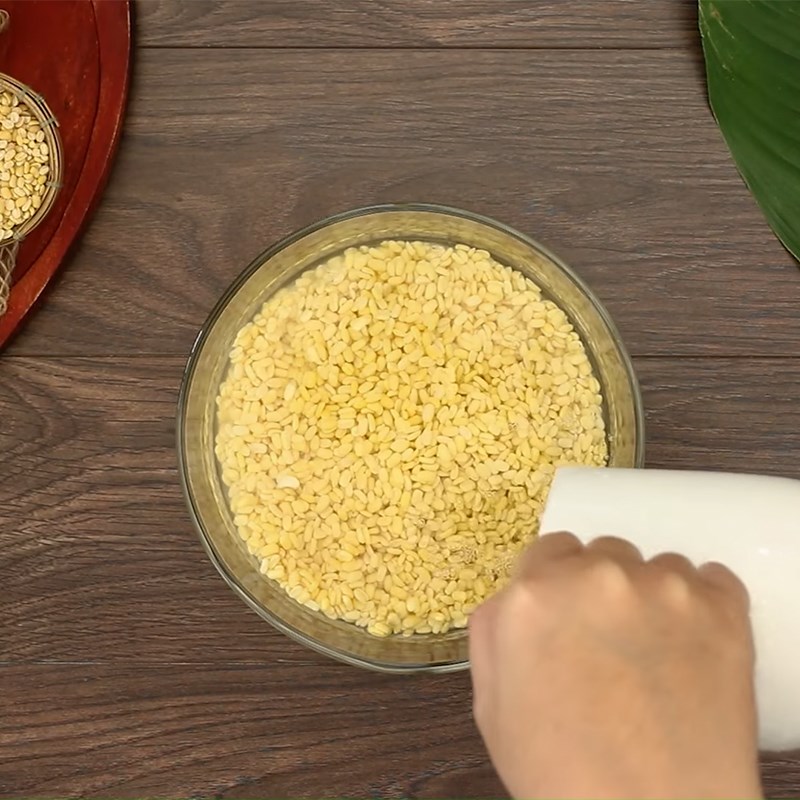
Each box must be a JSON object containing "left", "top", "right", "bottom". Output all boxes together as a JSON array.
[{"left": 699, "top": 0, "right": 800, "bottom": 262}]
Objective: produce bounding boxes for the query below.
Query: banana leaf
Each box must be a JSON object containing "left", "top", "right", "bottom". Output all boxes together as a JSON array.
[{"left": 699, "top": 0, "right": 800, "bottom": 263}]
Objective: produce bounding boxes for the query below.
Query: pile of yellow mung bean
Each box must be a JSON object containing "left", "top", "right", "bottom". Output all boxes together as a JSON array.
[
  {"left": 215, "top": 240, "right": 607, "bottom": 637},
  {"left": 0, "top": 90, "right": 51, "bottom": 240}
]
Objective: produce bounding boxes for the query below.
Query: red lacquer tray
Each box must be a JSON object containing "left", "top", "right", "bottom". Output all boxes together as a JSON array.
[{"left": 0, "top": 0, "right": 131, "bottom": 348}]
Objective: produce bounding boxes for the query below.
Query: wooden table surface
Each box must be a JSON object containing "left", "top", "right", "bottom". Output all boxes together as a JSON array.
[{"left": 2, "top": 1, "right": 799, "bottom": 796}]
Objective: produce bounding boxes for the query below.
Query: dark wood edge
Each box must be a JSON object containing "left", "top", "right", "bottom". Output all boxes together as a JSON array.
[{"left": 0, "top": 0, "right": 133, "bottom": 349}]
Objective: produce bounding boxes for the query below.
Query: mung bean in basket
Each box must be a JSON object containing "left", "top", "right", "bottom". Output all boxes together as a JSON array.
[{"left": 0, "top": 89, "right": 52, "bottom": 240}]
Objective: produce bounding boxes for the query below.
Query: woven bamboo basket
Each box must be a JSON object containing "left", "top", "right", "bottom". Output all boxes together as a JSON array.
[{"left": 0, "top": 63, "right": 63, "bottom": 315}]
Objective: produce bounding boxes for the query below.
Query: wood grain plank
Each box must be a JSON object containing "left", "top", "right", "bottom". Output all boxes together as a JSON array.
[
  {"left": 0, "top": 663, "right": 796, "bottom": 799},
  {"left": 638, "top": 358, "right": 800, "bottom": 474},
  {"left": 8, "top": 48, "right": 800, "bottom": 359},
  {"left": 1, "top": 355, "right": 799, "bottom": 666},
  {"left": 0, "top": 663, "right": 498, "bottom": 799},
  {"left": 137, "top": 0, "right": 698, "bottom": 49}
]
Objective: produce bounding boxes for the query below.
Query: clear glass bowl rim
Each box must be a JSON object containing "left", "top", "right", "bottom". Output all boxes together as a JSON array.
[{"left": 176, "top": 202, "right": 646, "bottom": 672}]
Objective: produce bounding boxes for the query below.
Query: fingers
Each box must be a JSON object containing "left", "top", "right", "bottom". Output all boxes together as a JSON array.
[
  {"left": 533, "top": 531, "right": 584, "bottom": 558},
  {"left": 586, "top": 536, "right": 644, "bottom": 564},
  {"left": 648, "top": 552, "right": 695, "bottom": 574},
  {"left": 699, "top": 560, "right": 751, "bottom": 612},
  {"left": 512, "top": 532, "right": 749, "bottom": 617},
  {"left": 513, "top": 531, "right": 583, "bottom": 578},
  {"left": 640, "top": 552, "right": 696, "bottom": 606},
  {"left": 514, "top": 533, "right": 644, "bottom": 579}
]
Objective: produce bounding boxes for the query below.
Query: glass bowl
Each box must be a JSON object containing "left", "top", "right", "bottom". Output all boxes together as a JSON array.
[{"left": 177, "top": 204, "right": 645, "bottom": 672}]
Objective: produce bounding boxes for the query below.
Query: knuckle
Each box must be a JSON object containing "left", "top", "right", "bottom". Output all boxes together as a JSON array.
[
  {"left": 505, "top": 580, "right": 541, "bottom": 615},
  {"left": 588, "top": 535, "right": 643, "bottom": 561},
  {"left": 699, "top": 562, "right": 751, "bottom": 615},
  {"left": 643, "top": 554, "right": 696, "bottom": 608},
  {"left": 585, "top": 554, "right": 632, "bottom": 596},
  {"left": 652, "top": 567, "right": 692, "bottom": 607}
]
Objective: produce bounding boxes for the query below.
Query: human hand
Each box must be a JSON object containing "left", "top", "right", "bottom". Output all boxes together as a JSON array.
[{"left": 469, "top": 532, "right": 761, "bottom": 800}]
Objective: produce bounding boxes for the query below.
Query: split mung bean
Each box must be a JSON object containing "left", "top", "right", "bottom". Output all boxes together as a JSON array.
[{"left": 215, "top": 240, "right": 607, "bottom": 637}]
